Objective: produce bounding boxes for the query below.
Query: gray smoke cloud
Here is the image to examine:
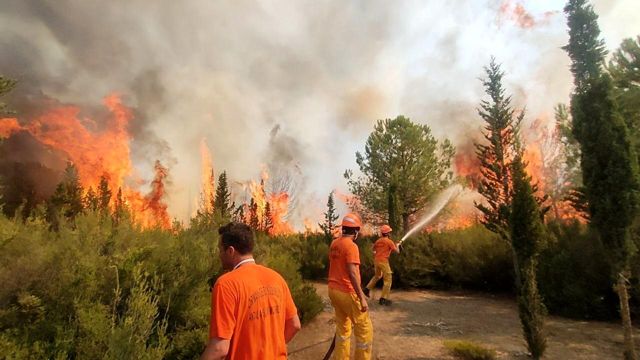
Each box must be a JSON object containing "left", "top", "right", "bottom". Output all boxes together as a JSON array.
[{"left": 1, "top": 0, "right": 638, "bottom": 226}]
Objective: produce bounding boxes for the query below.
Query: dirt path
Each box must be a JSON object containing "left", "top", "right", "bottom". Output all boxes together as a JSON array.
[{"left": 287, "top": 283, "right": 637, "bottom": 359}]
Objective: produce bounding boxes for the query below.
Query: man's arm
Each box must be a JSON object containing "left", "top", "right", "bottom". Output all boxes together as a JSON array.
[
  {"left": 390, "top": 239, "right": 400, "bottom": 254},
  {"left": 284, "top": 314, "right": 302, "bottom": 343},
  {"left": 347, "top": 263, "right": 368, "bottom": 312},
  {"left": 200, "top": 338, "right": 230, "bottom": 360}
]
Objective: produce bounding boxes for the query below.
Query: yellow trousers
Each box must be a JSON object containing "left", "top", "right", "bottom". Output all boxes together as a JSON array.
[
  {"left": 366, "top": 261, "right": 392, "bottom": 299},
  {"left": 328, "top": 287, "right": 373, "bottom": 360}
]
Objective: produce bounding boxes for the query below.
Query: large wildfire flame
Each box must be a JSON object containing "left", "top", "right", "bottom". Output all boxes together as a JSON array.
[{"left": 0, "top": 94, "right": 171, "bottom": 229}]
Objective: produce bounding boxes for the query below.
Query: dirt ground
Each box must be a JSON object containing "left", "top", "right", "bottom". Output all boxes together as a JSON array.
[{"left": 287, "top": 283, "right": 637, "bottom": 359}]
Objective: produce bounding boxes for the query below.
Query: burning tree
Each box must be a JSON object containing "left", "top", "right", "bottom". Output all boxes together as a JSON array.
[
  {"left": 345, "top": 115, "right": 455, "bottom": 235},
  {"left": 474, "top": 58, "right": 547, "bottom": 358},
  {"left": 564, "top": 1, "right": 640, "bottom": 358}
]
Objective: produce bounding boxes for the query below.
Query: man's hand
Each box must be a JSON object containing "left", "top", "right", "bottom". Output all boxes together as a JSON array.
[{"left": 359, "top": 296, "right": 369, "bottom": 312}]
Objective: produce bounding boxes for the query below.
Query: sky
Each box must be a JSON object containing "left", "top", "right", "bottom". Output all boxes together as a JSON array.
[{"left": 1, "top": 0, "right": 639, "bottom": 227}]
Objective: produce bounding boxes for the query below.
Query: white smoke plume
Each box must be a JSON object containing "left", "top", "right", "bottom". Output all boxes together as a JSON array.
[{"left": 1, "top": 0, "right": 638, "bottom": 227}]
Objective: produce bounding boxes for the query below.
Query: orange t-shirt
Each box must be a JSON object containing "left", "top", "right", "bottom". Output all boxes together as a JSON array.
[
  {"left": 373, "top": 237, "right": 398, "bottom": 263},
  {"left": 328, "top": 236, "right": 361, "bottom": 293},
  {"left": 209, "top": 263, "right": 298, "bottom": 360}
]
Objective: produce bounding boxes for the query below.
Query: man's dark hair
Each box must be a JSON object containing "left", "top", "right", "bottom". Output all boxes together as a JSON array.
[
  {"left": 342, "top": 226, "right": 360, "bottom": 236},
  {"left": 218, "top": 222, "right": 254, "bottom": 254}
]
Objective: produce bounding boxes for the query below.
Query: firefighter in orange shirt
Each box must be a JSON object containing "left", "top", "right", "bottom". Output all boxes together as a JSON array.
[
  {"left": 201, "top": 222, "right": 301, "bottom": 360},
  {"left": 364, "top": 224, "right": 399, "bottom": 305},
  {"left": 328, "top": 213, "right": 373, "bottom": 360}
]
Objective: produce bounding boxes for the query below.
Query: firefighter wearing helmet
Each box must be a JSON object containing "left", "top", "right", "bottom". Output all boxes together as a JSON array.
[
  {"left": 327, "top": 213, "right": 373, "bottom": 359},
  {"left": 364, "top": 224, "right": 400, "bottom": 306}
]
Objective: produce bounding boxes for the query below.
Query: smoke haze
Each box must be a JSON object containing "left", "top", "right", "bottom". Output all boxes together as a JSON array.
[{"left": 1, "top": 0, "right": 639, "bottom": 226}]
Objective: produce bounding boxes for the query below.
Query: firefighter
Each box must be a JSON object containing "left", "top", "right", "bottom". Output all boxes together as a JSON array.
[
  {"left": 364, "top": 224, "right": 399, "bottom": 305},
  {"left": 327, "top": 213, "right": 373, "bottom": 360},
  {"left": 201, "top": 222, "right": 301, "bottom": 360}
]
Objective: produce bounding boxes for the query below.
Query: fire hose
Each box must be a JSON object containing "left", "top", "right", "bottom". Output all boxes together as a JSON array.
[{"left": 322, "top": 335, "right": 336, "bottom": 360}]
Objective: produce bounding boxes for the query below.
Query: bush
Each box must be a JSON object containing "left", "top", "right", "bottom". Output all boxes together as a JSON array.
[
  {"left": 443, "top": 340, "right": 496, "bottom": 360},
  {"left": 0, "top": 212, "right": 323, "bottom": 359},
  {"left": 388, "top": 226, "right": 512, "bottom": 291},
  {"left": 537, "top": 221, "right": 618, "bottom": 320}
]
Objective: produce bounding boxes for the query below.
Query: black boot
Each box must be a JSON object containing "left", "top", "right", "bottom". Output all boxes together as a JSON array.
[{"left": 379, "top": 298, "right": 392, "bottom": 306}]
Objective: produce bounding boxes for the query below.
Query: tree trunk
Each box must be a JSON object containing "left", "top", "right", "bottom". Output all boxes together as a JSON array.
[
  {"left": 388, "top": 184, "right": 401, "bottom": 235},
  {"left": 616, "top": 271, "right": 638, "bottom": 360},
  {"left": 402, "top": 213, "right": 410, "bottom": 238}
]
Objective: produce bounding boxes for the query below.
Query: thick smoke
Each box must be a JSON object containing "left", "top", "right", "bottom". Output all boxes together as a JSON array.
[{"left": 1, "top": 0, "right": 638, "bottom": 225}]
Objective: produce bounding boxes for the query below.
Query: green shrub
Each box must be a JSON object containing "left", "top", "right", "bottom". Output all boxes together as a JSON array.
[
  {"left": 389, "top": 226, "right": 512, "bottom": 291},
  {"left": 0, "top": 212, "right": 323, "bottom": 359},
  {"left": 537, "top": 221, "right": 618, "bottom": 320},
  {"left": 443, "top": 340, "right": 497, "bottom": 360}
]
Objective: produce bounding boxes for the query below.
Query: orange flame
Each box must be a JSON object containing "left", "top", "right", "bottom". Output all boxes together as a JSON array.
[
  {"left": 268, "top": 192, "right": 293, "bottom": 235},
  {"left": 0, "top": 118, "right": 21, "bottom": 138},
  {"left": 244, "top": 168, "right": 294, "bottom": 235},
  {"left": 200, "top": 138, "right": 214, "bottom": 212},
  {"left": 0, "top": 94, "right": 171, "bottom": 229}
]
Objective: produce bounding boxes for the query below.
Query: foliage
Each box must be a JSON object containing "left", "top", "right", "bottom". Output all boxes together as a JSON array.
[
  {"left": 443, "top": 340, "right": 496, "bottom": 360},
  {"left": 345, "top": 115, "right": 454, "bottom": 234},
  {"left": 46, "top": 163, "right": 84, "bottom": 228},
  {"left": 474, "top": 58, "right": 523, "bottom": 241},
  {"left": 0, "top": 76, "right": 16, "bottom": 116},
  {"left": 564, "top": 1, "right": 640, "bottom": 358},
  {"left": 0, "top": 209, "right": 322, "bottom": 359},
  {"left": 538, "top": 221, "right": 618, "bottom": 320},
  {"left": 510, "top": 154, "right": 547, "bottom": 359},
  {"left": 319, "top": 191, "right": 339, "bottom": 241},
  {"left": 213, "top": 171, "right": 233, "bottom": 223},
  {"left": 384, "top": 226, "right": 513, "bottom": 291},
  {"left": 609, "top": 36, "right": 640, "bottom": 154}
]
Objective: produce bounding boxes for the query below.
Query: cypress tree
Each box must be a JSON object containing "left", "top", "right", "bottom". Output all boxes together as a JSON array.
[
  {"left": 510, "top": 154, "right": 547, "bottom": 359},
  {"left": 564, "top": 1, "right": 639, "bottom": 358}
]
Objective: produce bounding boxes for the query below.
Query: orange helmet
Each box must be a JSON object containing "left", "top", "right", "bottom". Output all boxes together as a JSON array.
[
  {"left": 341, "top": 213, "right": 362, "bottom": 228},
  {"left": 380, "top": 224, "right": 392, "bottom": 234}
]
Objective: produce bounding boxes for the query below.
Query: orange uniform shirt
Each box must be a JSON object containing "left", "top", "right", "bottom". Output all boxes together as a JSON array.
[
  {"left": 328, "top": 236, "right": 361, "bottom": 293},
  {"left": 209, "top": 263, "right": 298, "bottom": 360},
  {"left": 373, "top": 237, "right": 397, "bottom": 263}
]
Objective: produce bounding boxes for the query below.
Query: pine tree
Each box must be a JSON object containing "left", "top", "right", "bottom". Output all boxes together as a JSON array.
[
  {"left": 249, "top": 198, "right": 259, "bottom": 230},
  {"left": 46, "top": 162, "right": 84, "bottom": 228},
  {"left": 113, "top": 187, "right": 127, "bottom": 226},
  {"left": 510, "top": 154, "right": 547, "bottom": 359},
  {"left": 214, "top": 171, "right": 232, "bottom": 222},
  {"left": 319, "top": 191, "right": 340, "bottom": 240},
  {"left": 475, "top": 59, "right": 548, "bottom": 358},
  {"left": 474, "top": 57, "right": 523, "bottom": 242},
  {"left": 233, "top": 203, "right": 245, "bottom": 224},
  {"left": 85, "top": 187, "right": 99, "bottom": 211},
  {"left": 97, "top": 174, "right": 112, "bottom": 214},
  {"left": 264, "top": 201, "right": 274, "bottom": 233},
  {"left": 564, "top": 1, "right": 639, "bottom": 358}
]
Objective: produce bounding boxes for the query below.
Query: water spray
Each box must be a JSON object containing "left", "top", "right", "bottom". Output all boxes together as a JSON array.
[{"left": 398, "top": 184, "right": 463, "bottom": 245}]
